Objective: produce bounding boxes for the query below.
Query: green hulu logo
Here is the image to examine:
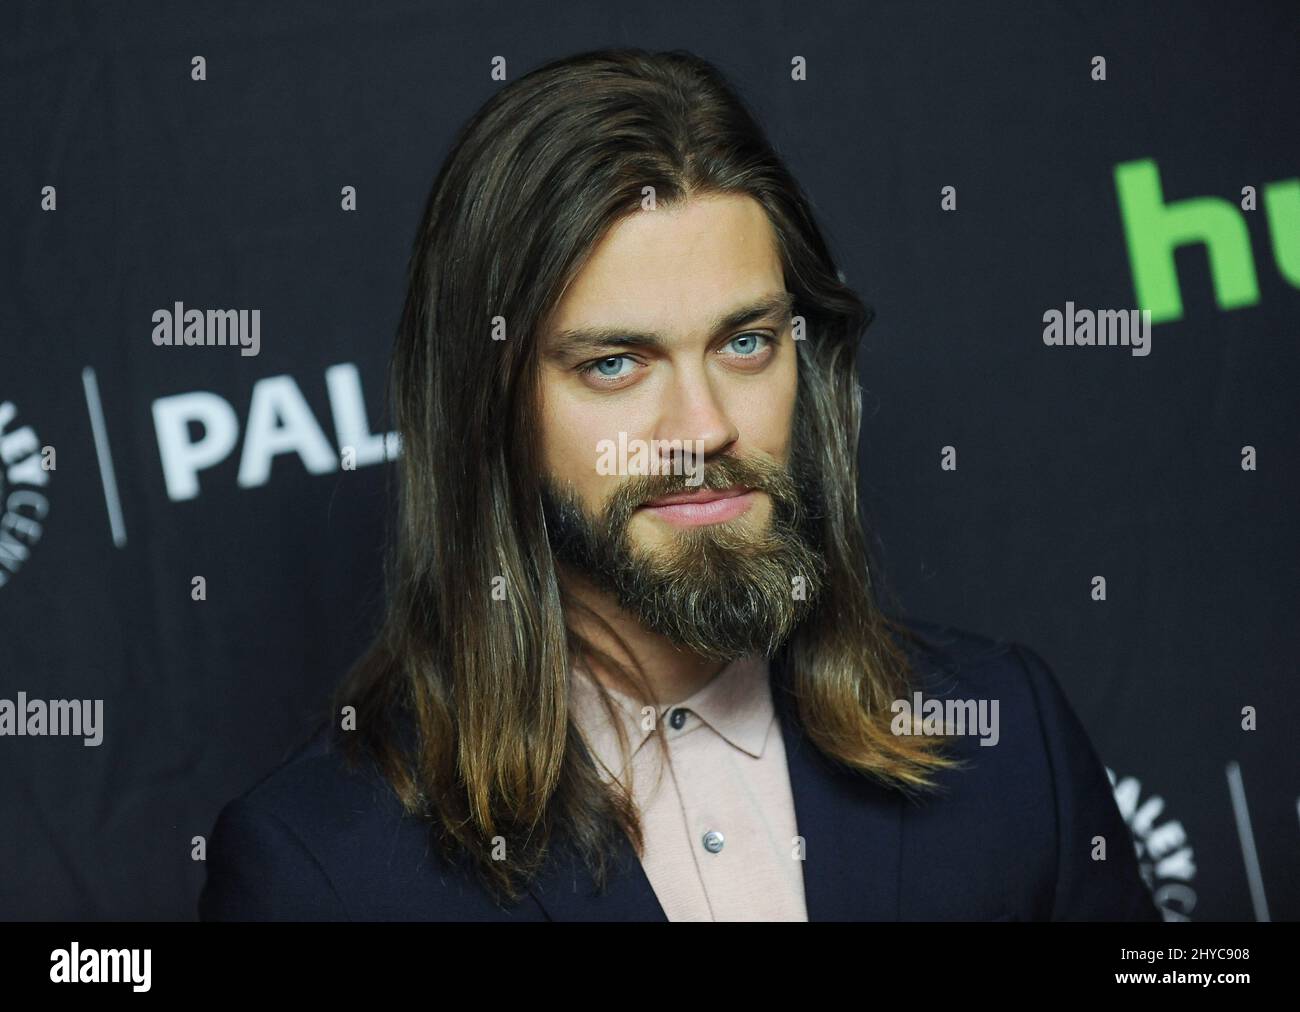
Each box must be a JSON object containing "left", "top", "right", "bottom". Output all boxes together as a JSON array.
[{"left": 1114, "top": 159, "right": 1300, "bottom": 324}]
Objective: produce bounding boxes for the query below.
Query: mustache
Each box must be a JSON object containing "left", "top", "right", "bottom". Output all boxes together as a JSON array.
[
  {"left": 602, "top": 454, "right": 789, "bottom": 523},
  {"left": 613, "top": 452, "right": 774, "bottom": 504}
]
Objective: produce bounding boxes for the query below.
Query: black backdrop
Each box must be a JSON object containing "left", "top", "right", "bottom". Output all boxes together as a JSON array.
[{"left": 1, "top": 1, "right": 1296, "bottom": 921}]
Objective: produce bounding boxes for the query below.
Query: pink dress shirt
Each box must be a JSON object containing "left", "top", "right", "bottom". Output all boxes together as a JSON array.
[{"left": 568, "top": 653, "right": 808, "bottom": 921}]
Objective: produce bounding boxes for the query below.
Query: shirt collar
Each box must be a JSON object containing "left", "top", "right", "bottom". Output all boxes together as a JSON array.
[{"left": 569, "top": 653, "right": 775, "bottom": 782}]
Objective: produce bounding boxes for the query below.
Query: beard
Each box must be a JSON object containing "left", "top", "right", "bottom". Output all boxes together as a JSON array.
[{"left": 540, "top": 448, "right": 828, "bottom": 662}]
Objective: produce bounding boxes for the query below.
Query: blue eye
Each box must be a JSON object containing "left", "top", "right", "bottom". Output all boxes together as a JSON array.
[
  {"left": 726, "top": 333, "right": 768, "bottom": 355},
  {"left": 586, "top": 355, "right": 633, "bottom": 378}
]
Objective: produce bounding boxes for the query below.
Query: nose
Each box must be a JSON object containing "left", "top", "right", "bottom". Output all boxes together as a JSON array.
[{"left": 649, "top": 365, "right": 738, "bottom": 473}]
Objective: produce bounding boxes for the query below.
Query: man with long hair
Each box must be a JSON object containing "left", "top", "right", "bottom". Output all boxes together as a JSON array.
[{"left": 199, "top": 48, "right": 1161, "bottom": 922}]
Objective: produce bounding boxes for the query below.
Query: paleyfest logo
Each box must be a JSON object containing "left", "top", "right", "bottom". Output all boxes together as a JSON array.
[
  {"left": 0, "top": 400, "right": 53, "bottom": 590},
  {"left": 1108, "top": 766, "right": 1197, "bottom": 921}
]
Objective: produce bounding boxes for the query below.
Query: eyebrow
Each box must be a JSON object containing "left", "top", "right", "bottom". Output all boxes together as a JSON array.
[{"left": 543, "top": 290, "right": 795, "bottom": 361}]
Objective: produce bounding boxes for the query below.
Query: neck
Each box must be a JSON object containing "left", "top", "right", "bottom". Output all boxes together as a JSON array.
[{"left": 558, "top": 564, "right": 727, "bottom": 706}]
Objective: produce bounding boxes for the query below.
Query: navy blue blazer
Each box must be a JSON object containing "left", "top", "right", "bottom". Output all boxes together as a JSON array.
[{"left": 198, "top": 619, "right": 1162, "bottom": 921}]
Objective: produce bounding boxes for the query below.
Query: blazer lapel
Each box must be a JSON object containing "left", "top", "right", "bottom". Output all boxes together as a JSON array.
[
  {"left": 772, "top": 647, "right": 905, "bottom": 921},
  {"left": 526, "top": 738, "right": 668, "bottom": 921},
  {"left": 526, "top": 840, "right": 668, "bottom": 921}
]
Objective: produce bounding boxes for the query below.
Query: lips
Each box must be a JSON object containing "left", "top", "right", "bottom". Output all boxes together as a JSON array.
[
  {"left": 637, "top": 486, "right": 759, "bottom": 528},
  {"left": 642, "top": 485, "right": 752, "bottom": 507}
]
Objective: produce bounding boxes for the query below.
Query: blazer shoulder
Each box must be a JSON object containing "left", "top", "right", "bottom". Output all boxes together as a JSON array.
[
  {"left": 888, "top": 617, "right": 1110, "bottom": 723},
  {"left": 887, "top": 615, "right": 1161, "bottom": 921},
  {"left": 233, "top": 721, "right": 397, "bottom": 827},
  {"left": 887, "top": 614, "right": 1021, "bottom": 696},
  {"left": 1008, "top": 643, "right": 1163, "bottom": 921},
  {"left": 198, "top": 722, "right": 407, "bottom": 921}
]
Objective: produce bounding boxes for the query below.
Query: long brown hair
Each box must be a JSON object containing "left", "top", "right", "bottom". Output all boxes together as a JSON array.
[{"left": 332, "top": 47, "right": 959, "bottom": 907}]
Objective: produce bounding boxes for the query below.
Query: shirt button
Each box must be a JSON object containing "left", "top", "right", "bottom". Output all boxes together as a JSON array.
[
  {"left": 669, "top": 708, "right": 688, "bottom": 730},
  {"left": 702, "top": 830, "right": 725, "bottom": 853}
]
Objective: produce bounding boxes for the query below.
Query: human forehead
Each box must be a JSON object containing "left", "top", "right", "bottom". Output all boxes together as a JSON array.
[{"left": 541, "top": 193, "right": 786, "bottom": 347}]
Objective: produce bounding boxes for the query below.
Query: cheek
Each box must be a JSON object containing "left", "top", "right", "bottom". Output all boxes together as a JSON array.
[
  {"left": 538, "top": 388, "right": 588, "bottom": 494},
  {"left": 536, "top": 390, "right": 563, "bottom": 478},
  {"left": 744, "top": 354, "right": 798, "bottom": 457},
  {"left": 543, "top": 412, "right": 592, "bottom": 485},
  {"left": 540, "top": 391, "right": 630, "bottom": 504}
]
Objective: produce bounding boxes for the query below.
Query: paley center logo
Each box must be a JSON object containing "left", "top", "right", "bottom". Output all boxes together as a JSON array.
[
  {"left": 0, "top": 399, "right": 53, "bottom": 589},
  {"left": 1107, "top": 766, "right": 1197, "bottom": 922},
  {"left": 151, "top": 362, "right": 398, "bottom": 501},
  {"left": 76, "top": 360, "right": 396, "bottom": 549}
]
